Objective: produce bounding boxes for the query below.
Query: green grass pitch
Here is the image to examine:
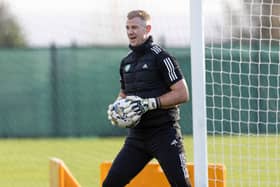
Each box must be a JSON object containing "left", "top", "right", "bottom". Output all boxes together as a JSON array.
[{"left": 0, "top": 136, "right": 279, "bottom": 187}]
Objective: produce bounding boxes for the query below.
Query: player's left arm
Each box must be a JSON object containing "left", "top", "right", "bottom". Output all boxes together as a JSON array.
[
  {"left": 124, "top": 52, "right": 190, "bottom": 115},
  {"left": 156, "top": 51, "right": 190, "bottom": 108},
  {"left": 158, "top": 78, "right": 189, "bottom": 109}
]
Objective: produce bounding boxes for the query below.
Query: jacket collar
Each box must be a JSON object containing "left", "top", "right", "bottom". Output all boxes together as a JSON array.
[{"left": 129, "top": 36, "right": 153, "bottom": 54}]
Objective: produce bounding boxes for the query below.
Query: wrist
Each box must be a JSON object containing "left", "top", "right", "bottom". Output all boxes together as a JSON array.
[
  {"left": 147, "top": 97, "right": 161, "bottom": 110},
  {"left": 155, "top": 97, "right": 161, "bottom": 108}
]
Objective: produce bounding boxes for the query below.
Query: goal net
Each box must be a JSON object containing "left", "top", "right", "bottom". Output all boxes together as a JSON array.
[{"left": 204, "top": 0, "right": 280, "bottom": 186}]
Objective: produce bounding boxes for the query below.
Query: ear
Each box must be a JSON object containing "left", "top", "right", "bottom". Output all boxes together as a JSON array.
[{"left": 146, "top": 24, "right": 151, "bottom": 33}]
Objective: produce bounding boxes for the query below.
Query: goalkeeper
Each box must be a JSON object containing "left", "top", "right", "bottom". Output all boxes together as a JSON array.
[{"left": 104, "top": 10, "right": 192, "bottom": 187}]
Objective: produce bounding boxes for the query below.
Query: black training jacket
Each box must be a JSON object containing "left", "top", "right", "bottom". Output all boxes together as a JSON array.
[{"left": 120, "top": 36, "right": 184, "bottom": 129}]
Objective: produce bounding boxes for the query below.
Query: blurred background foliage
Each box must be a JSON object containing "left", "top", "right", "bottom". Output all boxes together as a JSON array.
[{"left": 0, "top": 2, "right": 26, "bottom": 48}]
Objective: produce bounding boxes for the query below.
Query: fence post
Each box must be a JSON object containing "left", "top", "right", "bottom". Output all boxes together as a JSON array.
[{"left": 50, "top": 43, "right": 60, "bottom": 136}]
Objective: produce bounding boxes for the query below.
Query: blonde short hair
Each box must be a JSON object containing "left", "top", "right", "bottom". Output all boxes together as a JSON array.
[{"left": 127, "top": 10, "right": 151, "bottom": 22}]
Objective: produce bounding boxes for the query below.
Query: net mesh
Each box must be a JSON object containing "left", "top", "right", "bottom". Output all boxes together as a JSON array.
[{"left": 205, "top": 0, "right": 280, "bottom": 186}]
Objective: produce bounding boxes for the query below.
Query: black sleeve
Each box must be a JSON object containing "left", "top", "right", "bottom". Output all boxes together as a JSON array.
[
  {"left": 119, "top": 59, "right": 125, "bottom": 90},
  {"left": 156, "top": 51, "right": 184, "bottom": 87}
]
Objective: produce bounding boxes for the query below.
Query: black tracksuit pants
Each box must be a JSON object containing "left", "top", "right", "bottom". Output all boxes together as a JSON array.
[{"left": 102, "top": 124, "right": 192, "bottom": 187}]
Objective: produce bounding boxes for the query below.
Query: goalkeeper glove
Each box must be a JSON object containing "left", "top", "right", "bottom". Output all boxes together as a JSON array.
[
  {"left": 107, "top": 103, "right": 118, "bottom": 125},
  {"left": 107, "top": 98, "right": 141, "bottom": 128},
  {"left": 124, "top": 95, "right": 161, "bottom": 116},
  {"left": 107, "top": 97, "right": 122, "bottom": 125}
]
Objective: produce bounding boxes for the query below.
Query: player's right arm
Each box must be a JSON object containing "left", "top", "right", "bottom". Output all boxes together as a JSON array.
[{"left": 118, "top": 89, "right": 126, "bottom": 99}]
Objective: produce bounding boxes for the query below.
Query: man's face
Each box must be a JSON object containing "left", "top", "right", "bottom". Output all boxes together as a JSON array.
[{"left": 126, "top": 17, "right": 150, "bottom": 47}]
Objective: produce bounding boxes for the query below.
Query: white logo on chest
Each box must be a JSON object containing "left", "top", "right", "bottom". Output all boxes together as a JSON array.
[
  {"left": 142, "top": 64, "right": 148, "bottom": 69},
  {"left": 124, "top": 64, "right": 131, "bottom": 72}
]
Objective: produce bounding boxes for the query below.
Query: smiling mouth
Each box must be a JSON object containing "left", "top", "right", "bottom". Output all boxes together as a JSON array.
[{"left": 129, "top": 36, "right": 137, "bottom": 41}]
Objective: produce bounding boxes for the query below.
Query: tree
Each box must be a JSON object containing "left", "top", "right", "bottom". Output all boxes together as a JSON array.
[
  {"left": 221, "top": 0, "right": 280, "bottom": 45},
  {"left": 0, "top": 2, "right": 26, "bottom": 48},
  {"left": 243, "top": 0, "right": 280, "bottom": 41},
  {"left": 261, "top": 0, "right": 280, "bottom": 40}
]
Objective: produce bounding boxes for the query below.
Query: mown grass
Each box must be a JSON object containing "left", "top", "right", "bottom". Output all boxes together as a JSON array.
[{"left": 0, "top": 135, "right": 279, "bottom": 187}]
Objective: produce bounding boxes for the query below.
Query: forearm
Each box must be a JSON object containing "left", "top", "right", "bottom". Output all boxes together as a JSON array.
[
  {"left": 158, "top": 91, "right": 187, "bottom": 109},
  {"left": 158, "top": 79, "right": 189, "bottom": 109},
  {"left": 118, "top": 90, "right": 126, "bottom": 99},
  {"left": 119, "top": 80, "right": 189, "bottom": 110}
]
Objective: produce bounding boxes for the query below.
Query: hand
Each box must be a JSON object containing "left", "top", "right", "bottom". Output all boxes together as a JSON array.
[
  {"left": 107, "top": 99, "right": 141, "bottom": 128},
  {"left": 124, "top": 96, "right": 160, "bottom": 116},
  {"left": 107, "top": 103, "right": 118, "bottom": 125}
]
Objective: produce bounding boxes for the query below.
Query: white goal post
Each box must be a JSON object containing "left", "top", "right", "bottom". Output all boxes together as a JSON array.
[{"left": 189, "top": 0, "right": 208, "bottom": 186}]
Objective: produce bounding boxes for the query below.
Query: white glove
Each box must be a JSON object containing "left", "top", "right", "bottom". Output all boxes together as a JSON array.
[
  {"left": 124, "top": 96, "right": 160, "bottom": 116},
  {"left": 107, "top": 98, "right": 141, "bottom": 128},
  {"left": 107, "top": 103, "right": 118, "bottom": 125},
  {"left": 107, "top": 97, "right": 122, "bottom": 125}
]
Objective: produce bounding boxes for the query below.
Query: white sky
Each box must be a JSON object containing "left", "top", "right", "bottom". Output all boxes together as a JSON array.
[{"left": 2, "top": 0, "right": 242, "bottom": 47}]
